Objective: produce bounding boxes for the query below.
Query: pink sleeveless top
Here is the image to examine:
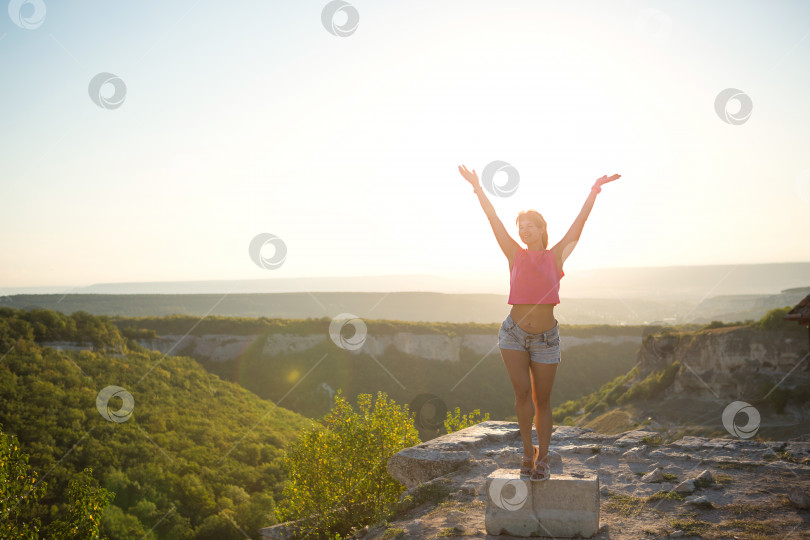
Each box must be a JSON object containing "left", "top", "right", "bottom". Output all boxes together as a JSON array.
[{"left": 508, "top": 248, "right": 564, "bottom": 305}]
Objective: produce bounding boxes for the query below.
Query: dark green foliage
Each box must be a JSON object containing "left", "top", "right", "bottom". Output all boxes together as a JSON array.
[
  {"left": 43, "top": 467, "right": 113, "bottom": 539},
  {"left": 0, "top": 307, "right": 125, "bottom": 350},
  {"left": 551, "top": 359, "right": 680, "bottom": 423},
  {"left": 701, "top": 308, "right": 797, "bottom": 332},
  {"left": 756, "top": 306, "right": 795, "bottom": 331},
  {"left": 552, "top": 366, "right": 639, "bottom": 423},
  {"left": 1, "top": 425, "right": 46, "bottom": 539},
  {"left": 0, "top": 306, "right": 663, "bottom": 537},
  {"left": 553, "top": 400, "right": 581, "bottom": 422},
  {"left": 757, "top": 380, "right": 788, "bottom": 413},
  {"left": 1, "top": 427, "right": 112, "bottom": 539},
  {"left": 587, "top": 401, "right": 608, "bottom": 414},
  {"left": 605, "top": 383, "right": 628, "bottom": 405},
  {"left": 118, "top": 326, "right": 158, "bottom": 340},
  {"left": 641, "top": 434, "right": 663, "bottom": 446},
  {"left": 0, "top": 308, "right": 313, "bottom": 539},
  {"left": 701, "top": 318, "right": 758, "bottom": 330},
  {"left": 617, "top": 361, "right": 681, "bottom": 404},
  {"left": 703, "top": 320, "right": 726, "bottom": 330}
]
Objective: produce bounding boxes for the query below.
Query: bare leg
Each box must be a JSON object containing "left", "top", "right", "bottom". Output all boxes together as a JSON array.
[
  {"left": 529, "top": 361, "right": 559, "bottom": 464},
  {"left": 500, "top": 348, "right": 535, "bottom": 457}
]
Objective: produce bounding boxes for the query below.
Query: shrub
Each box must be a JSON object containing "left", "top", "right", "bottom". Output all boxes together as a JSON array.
[
  {"left": 592, "top": 401, "right": 608, "bottom": 414},
  {"left": 444, "top": 407, "right": 490, "bottom": 434},
  {"left": 275, "top": 390, "right": 420, "bottom": 538},
  {"left": 618, "top": 361, "right": 681, "bottom": 404},
  {"left": 605, "top": 384, "right": 627, "bottom": 405},
  {"left": 703, "top": 320, "right": 729, "bottom": 330},
  {"left": 44, "top": 467, "right": 113, "bottom": 539},
  {"left": 552, "top": 400, "right": 579, "bottom": 422},
  {"left": 756, "top": 307, "right": 794, "bottom": 331},
  {"left": 641, "top": 434, "right": 662, "bottom": 447}
]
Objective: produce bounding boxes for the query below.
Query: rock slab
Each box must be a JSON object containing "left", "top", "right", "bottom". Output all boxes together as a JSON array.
[
  {"left": 485, "top": 469, "right": 599, "bottom": 538},
  {"left": 387, "top": 421, "right": 518, "bottom": 489}
]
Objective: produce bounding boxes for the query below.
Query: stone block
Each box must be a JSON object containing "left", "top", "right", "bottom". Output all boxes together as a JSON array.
[{"left": 485, "top": 469, "right": 599, "bottom": 538}]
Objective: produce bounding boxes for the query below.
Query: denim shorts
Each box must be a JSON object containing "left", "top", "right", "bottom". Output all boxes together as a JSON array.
[{"left": 498, "top": 313, "right": 561, "bottom": 364}]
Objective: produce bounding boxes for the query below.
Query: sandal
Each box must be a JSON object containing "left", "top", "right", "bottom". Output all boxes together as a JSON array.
[
  {"left": 531, "top": 455, "right": 550, "bottom": 482},
  {"left": 520, "top": 445, "right": 539, "bottom": 476}
]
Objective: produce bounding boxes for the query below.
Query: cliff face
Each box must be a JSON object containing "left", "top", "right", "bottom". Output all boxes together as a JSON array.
[
  {"left": 79, "top": 323, "right": 810, "bottom": 414},
  {"left": 135, "top": 331, "right": 641, "bottom": 364},
  {"left": 135, "top": 334, "right": 259, "bottom": 362},
  {"left": 638, "top": 325, "right": 809, "bottom": 400}
]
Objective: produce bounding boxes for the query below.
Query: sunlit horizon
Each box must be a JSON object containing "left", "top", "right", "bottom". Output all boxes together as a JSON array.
[{"left": 2, "top": 0, "right": 810, "bottom": 290}]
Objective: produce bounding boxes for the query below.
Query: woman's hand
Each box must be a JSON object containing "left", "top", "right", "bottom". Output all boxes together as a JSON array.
[
  {"left": 591, "top": 173, "right": 620, "bottom": 194},
  {"left": 594, "top": 174, "right": 621, "bottom": 188},
  {"left": 458, "top": 164, "right": 481, "bottom": 190}
]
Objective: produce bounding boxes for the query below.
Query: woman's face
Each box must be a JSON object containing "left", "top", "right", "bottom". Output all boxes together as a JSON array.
[{"left": 518, "top": 217, "right": 543, "bottom": 244}]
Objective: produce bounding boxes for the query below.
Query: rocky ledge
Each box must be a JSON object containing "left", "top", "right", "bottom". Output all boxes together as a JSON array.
[
  {"left": 376, "top": 421, "right": 810, "bottom": 539},
  {"left": 262, "top": 421, "right": 810, "bottom": 539}
]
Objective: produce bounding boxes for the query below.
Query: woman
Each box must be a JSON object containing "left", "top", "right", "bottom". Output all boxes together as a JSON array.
[{"left": 457, "top": 164, "right": 620, "bottom": 481}]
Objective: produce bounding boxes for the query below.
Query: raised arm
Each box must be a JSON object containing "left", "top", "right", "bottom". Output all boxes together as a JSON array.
[
  {"left": 458, "top": 164, "right": 520, "bottom": 262},
  {"left": 554, "top": 174, "right": 621, "bottom": 264}
]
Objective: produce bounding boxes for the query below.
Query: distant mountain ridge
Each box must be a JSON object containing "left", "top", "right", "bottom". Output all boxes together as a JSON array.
[
  {"left": 3, "top": 286, "right": 808, "bottom": 325},
  {"left": 3, "top": 261, "right": 809, "bottom": 297}
]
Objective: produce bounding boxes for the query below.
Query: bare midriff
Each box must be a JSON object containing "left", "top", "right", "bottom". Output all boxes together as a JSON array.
[
  {"left": 509, "top": 304, "right": 556, "bottom": 334},
  {"left": 507, "top": 246, "right": 561, "bottom": 334}
]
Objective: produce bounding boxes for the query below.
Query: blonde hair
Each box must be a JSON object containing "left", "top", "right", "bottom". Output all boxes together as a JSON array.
[{"left": 516, "top": 210, "right": 548, "bottom": 249}]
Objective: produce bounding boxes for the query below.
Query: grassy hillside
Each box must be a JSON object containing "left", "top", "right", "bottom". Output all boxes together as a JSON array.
[{"left": 0, "top": 307, "right": 313, "bottom": 539}]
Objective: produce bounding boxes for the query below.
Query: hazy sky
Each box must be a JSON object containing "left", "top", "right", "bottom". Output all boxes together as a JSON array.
[{"left": 2, "top": 0, "right": 810, "bottom": 291}]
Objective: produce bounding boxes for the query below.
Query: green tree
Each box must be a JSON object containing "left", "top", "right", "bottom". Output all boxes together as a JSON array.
[
  {"left": 2, "top": 427, "right": 112, "bottom": 540},
  {"left": 444, "top": 407, "right": 490, "bottom": 434},
  {"left": 99, "top": 505, "right": 151, "bottom": 539},
  {"left": 44, "top": 467, "right": 113, "bottom": 539},
  {"left": 0, "top": 425, "right": 45, "bottom": 539},
  {"left": 275, "top": 390, "right": 419, "bottom": 538}
]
